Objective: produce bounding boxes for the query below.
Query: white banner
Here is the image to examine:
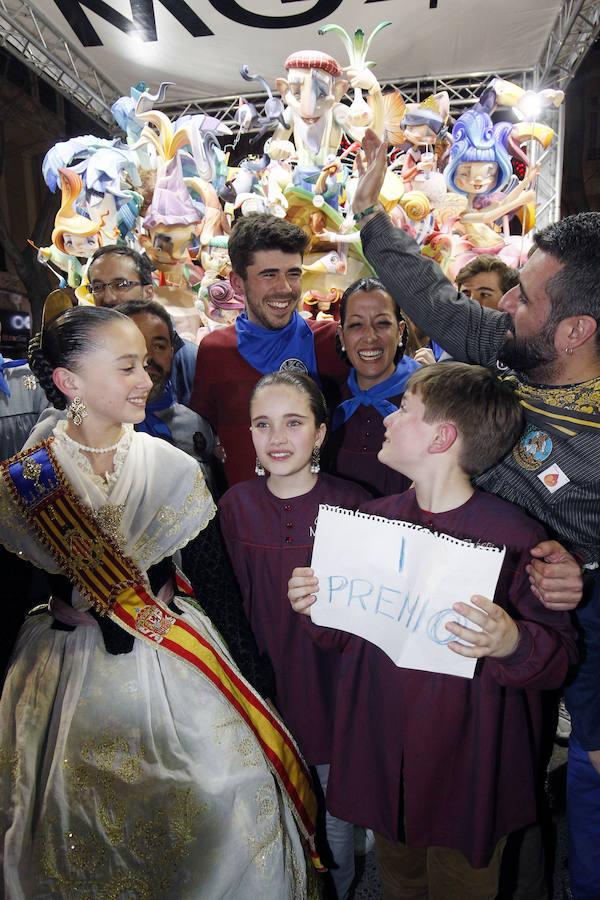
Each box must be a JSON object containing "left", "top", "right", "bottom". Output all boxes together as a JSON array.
[
  {"left": 310, "top": 504, "right": 506, "bottom": 679},
  {"left": 32, "top": 0, "right": 561, "bottom": 102}
]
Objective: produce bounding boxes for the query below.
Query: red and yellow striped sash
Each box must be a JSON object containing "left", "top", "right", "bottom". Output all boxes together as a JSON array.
[{"left": 2, "top": 440, "right": 323, "bottom": 870}]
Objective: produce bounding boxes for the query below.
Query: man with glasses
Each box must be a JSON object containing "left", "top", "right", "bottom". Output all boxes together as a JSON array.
[
  {"left": 87, "top": 246, "right": 198, "bottom": 405},
  {"left": 86, "top": 246, "right": 154, "bottom": 306}
]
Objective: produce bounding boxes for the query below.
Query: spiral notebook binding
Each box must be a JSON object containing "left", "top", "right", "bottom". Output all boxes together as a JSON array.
[{"left": 317, "top": 504, "right": 504, "bottom": 554}]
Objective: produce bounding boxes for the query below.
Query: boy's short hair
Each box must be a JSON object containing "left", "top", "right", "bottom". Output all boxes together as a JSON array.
[
  {"left": 456, "top": 255, "right": 519, "bottom": 295},
  {"left": 228, "top": 214, "right": 309, "bottom": 279},
  {"left": 406, "top": 362, "right": 524, "bottom": 477}
]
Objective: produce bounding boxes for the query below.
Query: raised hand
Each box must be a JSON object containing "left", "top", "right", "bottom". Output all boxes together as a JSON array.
[{"left": 353, "top": 128, "right": 388, "bottom": 216}]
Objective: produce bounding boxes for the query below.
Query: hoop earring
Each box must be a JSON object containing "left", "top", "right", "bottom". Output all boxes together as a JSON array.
[
  {"left": 66, "top": 396, "right": 88, "bottom": 426},
  {"left": 310, "top": 445, "right": 321, "bottom": 475},
  {"left": 564, "top": 346, "right": 573, "bottom": 355},
  {"left": 255, "top": 457, "right": 265, "bottom": 476}
]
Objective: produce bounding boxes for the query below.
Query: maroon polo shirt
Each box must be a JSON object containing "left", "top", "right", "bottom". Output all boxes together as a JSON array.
[
  {"left": 303, "top": 488, "right": 577, "bottom": 866},
  {"left": 219, "top": 473, "right": 370, "bottom": 763},
  {"left": 328, "top": 386, "right": 410, "bottom": 497}
]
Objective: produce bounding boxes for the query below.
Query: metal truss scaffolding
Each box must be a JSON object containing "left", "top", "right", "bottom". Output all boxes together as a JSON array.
[
  {"left": 157, "top": 69, "right": 538, "bottom": 129},
  {"left": 1, "top": 0, "right": 598, "bottom": 222},
  {"left": 533, "top": 0, "right": 600, "bottom": 223},
  {"left": 162, "top": 68, "right": 561, "bottom": 228},
  {"left": 0, "top": 0, "right": 120, "bottom": 128},
  {"left": 536, "top": 0, "right": 600, "bottom": 88}
]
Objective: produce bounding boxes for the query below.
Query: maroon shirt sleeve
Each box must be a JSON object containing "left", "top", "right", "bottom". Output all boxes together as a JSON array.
[
  {"left": 189, "top": 328, "right": 260, "bottom": 485},
  {"left": 189, "top": 331, "right": 220, "bottom": 425},
  {"left": 484, "top": 536, "right": 578, "bottom": 689},
  {"left": 219, "top": 475, "right": 369, "bottom": 764},
  {"left": 321, "top": 488, "right": 577, "bottom": 866}
]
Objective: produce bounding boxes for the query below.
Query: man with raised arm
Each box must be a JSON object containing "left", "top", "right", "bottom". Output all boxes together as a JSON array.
[
  {"left": 353, "top": 128, "right": 600, "bottom": 899},
  {"left": 353, "top": 129, "right": 597, "bottom": 604}
]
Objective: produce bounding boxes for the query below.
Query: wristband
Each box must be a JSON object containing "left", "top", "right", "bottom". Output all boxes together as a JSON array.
[{"left": 354, "top": 203, "right": 382, "bottom": 222}]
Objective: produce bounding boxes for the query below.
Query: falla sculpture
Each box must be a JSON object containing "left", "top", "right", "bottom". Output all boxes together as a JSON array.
[{"left": 33, "top": 29, "right": 564, "bottom": 339}]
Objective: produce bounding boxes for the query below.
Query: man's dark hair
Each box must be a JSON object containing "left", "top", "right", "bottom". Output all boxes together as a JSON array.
[
  {"left": 89, "top": 245, "right": 154, "bottom": 286},
  {"left": 406, "top": 362, "right": 524, "bottom": 478},
  {"left": 533, "top": 212, "right": 600, "bottom": 348},
  {"left": 456, "top": 255, "right": 519, "bottom": 295},
  {"left": 116, "top": 299, "right": 175, "bottom": 346},
  {"left": 227, "top": 214, "right": 309, "bottom": 279}
]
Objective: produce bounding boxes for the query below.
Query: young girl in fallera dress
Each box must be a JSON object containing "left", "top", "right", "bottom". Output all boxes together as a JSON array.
[
  {"left": 219, "top": 372, "right": 370, "bottom": 900},
  {"left": 0, "top": 305, "right": 318, "bottom": 899}
]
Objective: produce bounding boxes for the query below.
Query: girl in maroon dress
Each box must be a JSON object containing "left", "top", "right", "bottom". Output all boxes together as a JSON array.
[{"left": 219, "top": 371, "right": 370, "bottom": 899}]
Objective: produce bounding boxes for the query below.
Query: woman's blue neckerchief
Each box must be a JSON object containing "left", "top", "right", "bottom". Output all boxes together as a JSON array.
[
  {"left": 430, "top": 340, "right": 445, "bottom": 361},
  {"left": 332, "top": 357, "right": 421, "bottom": 430}
]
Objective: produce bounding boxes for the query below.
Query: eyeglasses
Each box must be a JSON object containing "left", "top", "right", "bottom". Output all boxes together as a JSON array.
[{"left": 88, "top": 278, "right": 142, "bottom": 297}]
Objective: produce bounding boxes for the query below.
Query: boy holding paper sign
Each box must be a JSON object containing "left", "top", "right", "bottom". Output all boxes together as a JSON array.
[{"left": 289, "top": 362, "right": 577, "bottom": 899}]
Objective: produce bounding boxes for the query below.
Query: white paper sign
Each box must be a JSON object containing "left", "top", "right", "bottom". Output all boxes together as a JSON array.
[{"left": 310, "top": 505, "right": 506, "bottom": 679}]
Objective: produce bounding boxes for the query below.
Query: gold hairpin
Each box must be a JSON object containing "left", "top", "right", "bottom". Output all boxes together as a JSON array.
[{"left": 40, "top": 289, "right": 74, "bottom": 346}]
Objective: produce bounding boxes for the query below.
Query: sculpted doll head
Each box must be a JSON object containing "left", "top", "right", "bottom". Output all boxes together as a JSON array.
[
  {"left": 276, "top": 51, "right": 346, "bottom": 128},
  {"left": 445, "top": 92, "right": 513, "bottom": 199}
]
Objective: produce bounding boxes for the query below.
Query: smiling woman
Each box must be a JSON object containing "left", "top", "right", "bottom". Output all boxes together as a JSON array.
[{"left": 327, "top": 278, "right": 421, "bottom": 496}]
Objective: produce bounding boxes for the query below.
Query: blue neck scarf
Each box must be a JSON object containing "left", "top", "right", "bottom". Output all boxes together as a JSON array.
[
  {"left": 332, "top": 357, "right": 421, "bottom": 430},
  {"left": 235, "top": 312, "right": 321, "bottom": 385},
  {"left": 430, "top": 340, "right": 445, "bottom": 361},
  {"left": 0, "top": 355, "right": 27, "bottom": 398},
  {"left": 135, "top": 382, "right": 174, "bottom": 441}
]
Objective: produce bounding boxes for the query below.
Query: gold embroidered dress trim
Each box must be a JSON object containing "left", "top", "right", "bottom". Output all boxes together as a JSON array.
[{"left": 1, "top": 439, "right": 323, "bottom": 871}]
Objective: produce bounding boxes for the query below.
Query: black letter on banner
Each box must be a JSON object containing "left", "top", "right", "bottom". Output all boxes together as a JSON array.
[
  {"left": 208, "top": 0, "right": 343, "bottom": 29},
  {"left": 53, "top": 0, "right": 212, "bottom": 47}
]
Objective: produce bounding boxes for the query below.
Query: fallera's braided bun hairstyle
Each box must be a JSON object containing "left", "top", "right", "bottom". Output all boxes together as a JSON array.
[{"left": 28, "top": 305, "right": 125, "bottom": 409}]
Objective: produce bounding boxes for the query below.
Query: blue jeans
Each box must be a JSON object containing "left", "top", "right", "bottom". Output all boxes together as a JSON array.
[
  {"left": 315, "top": 763, "right": 356, "bottom": 899},
  {"left": 567, "top": 733, "right": 600, "bottom": 899}
]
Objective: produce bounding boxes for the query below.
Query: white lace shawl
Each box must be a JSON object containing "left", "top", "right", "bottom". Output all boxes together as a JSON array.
[{"left": 0, "top": 424, "right": 215, "bottom": 609}]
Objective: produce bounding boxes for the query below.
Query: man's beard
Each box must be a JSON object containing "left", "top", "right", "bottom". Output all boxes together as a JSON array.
[
  {"left": 498, "top": 319, "right": 560, "bottom": 378},
  {"left": 147, "top": 366, "right": 169, "bottom": 402}
]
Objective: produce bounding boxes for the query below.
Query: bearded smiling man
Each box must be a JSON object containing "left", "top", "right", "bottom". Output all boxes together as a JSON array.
[
  {"left": 352, "top": 129, "right": 600, "bottom": 583},
  {"left": 230, "top": 245, "right": 304, "bottom": 330},
  {"left": 189, "top": 214, "right": 347, "bottom": 485},
  {"left": 352, "top": 127, "right": 600, "bottom": 900},
  {"left": 124, "top": 302, "right": 174, "bottom": 402}
]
